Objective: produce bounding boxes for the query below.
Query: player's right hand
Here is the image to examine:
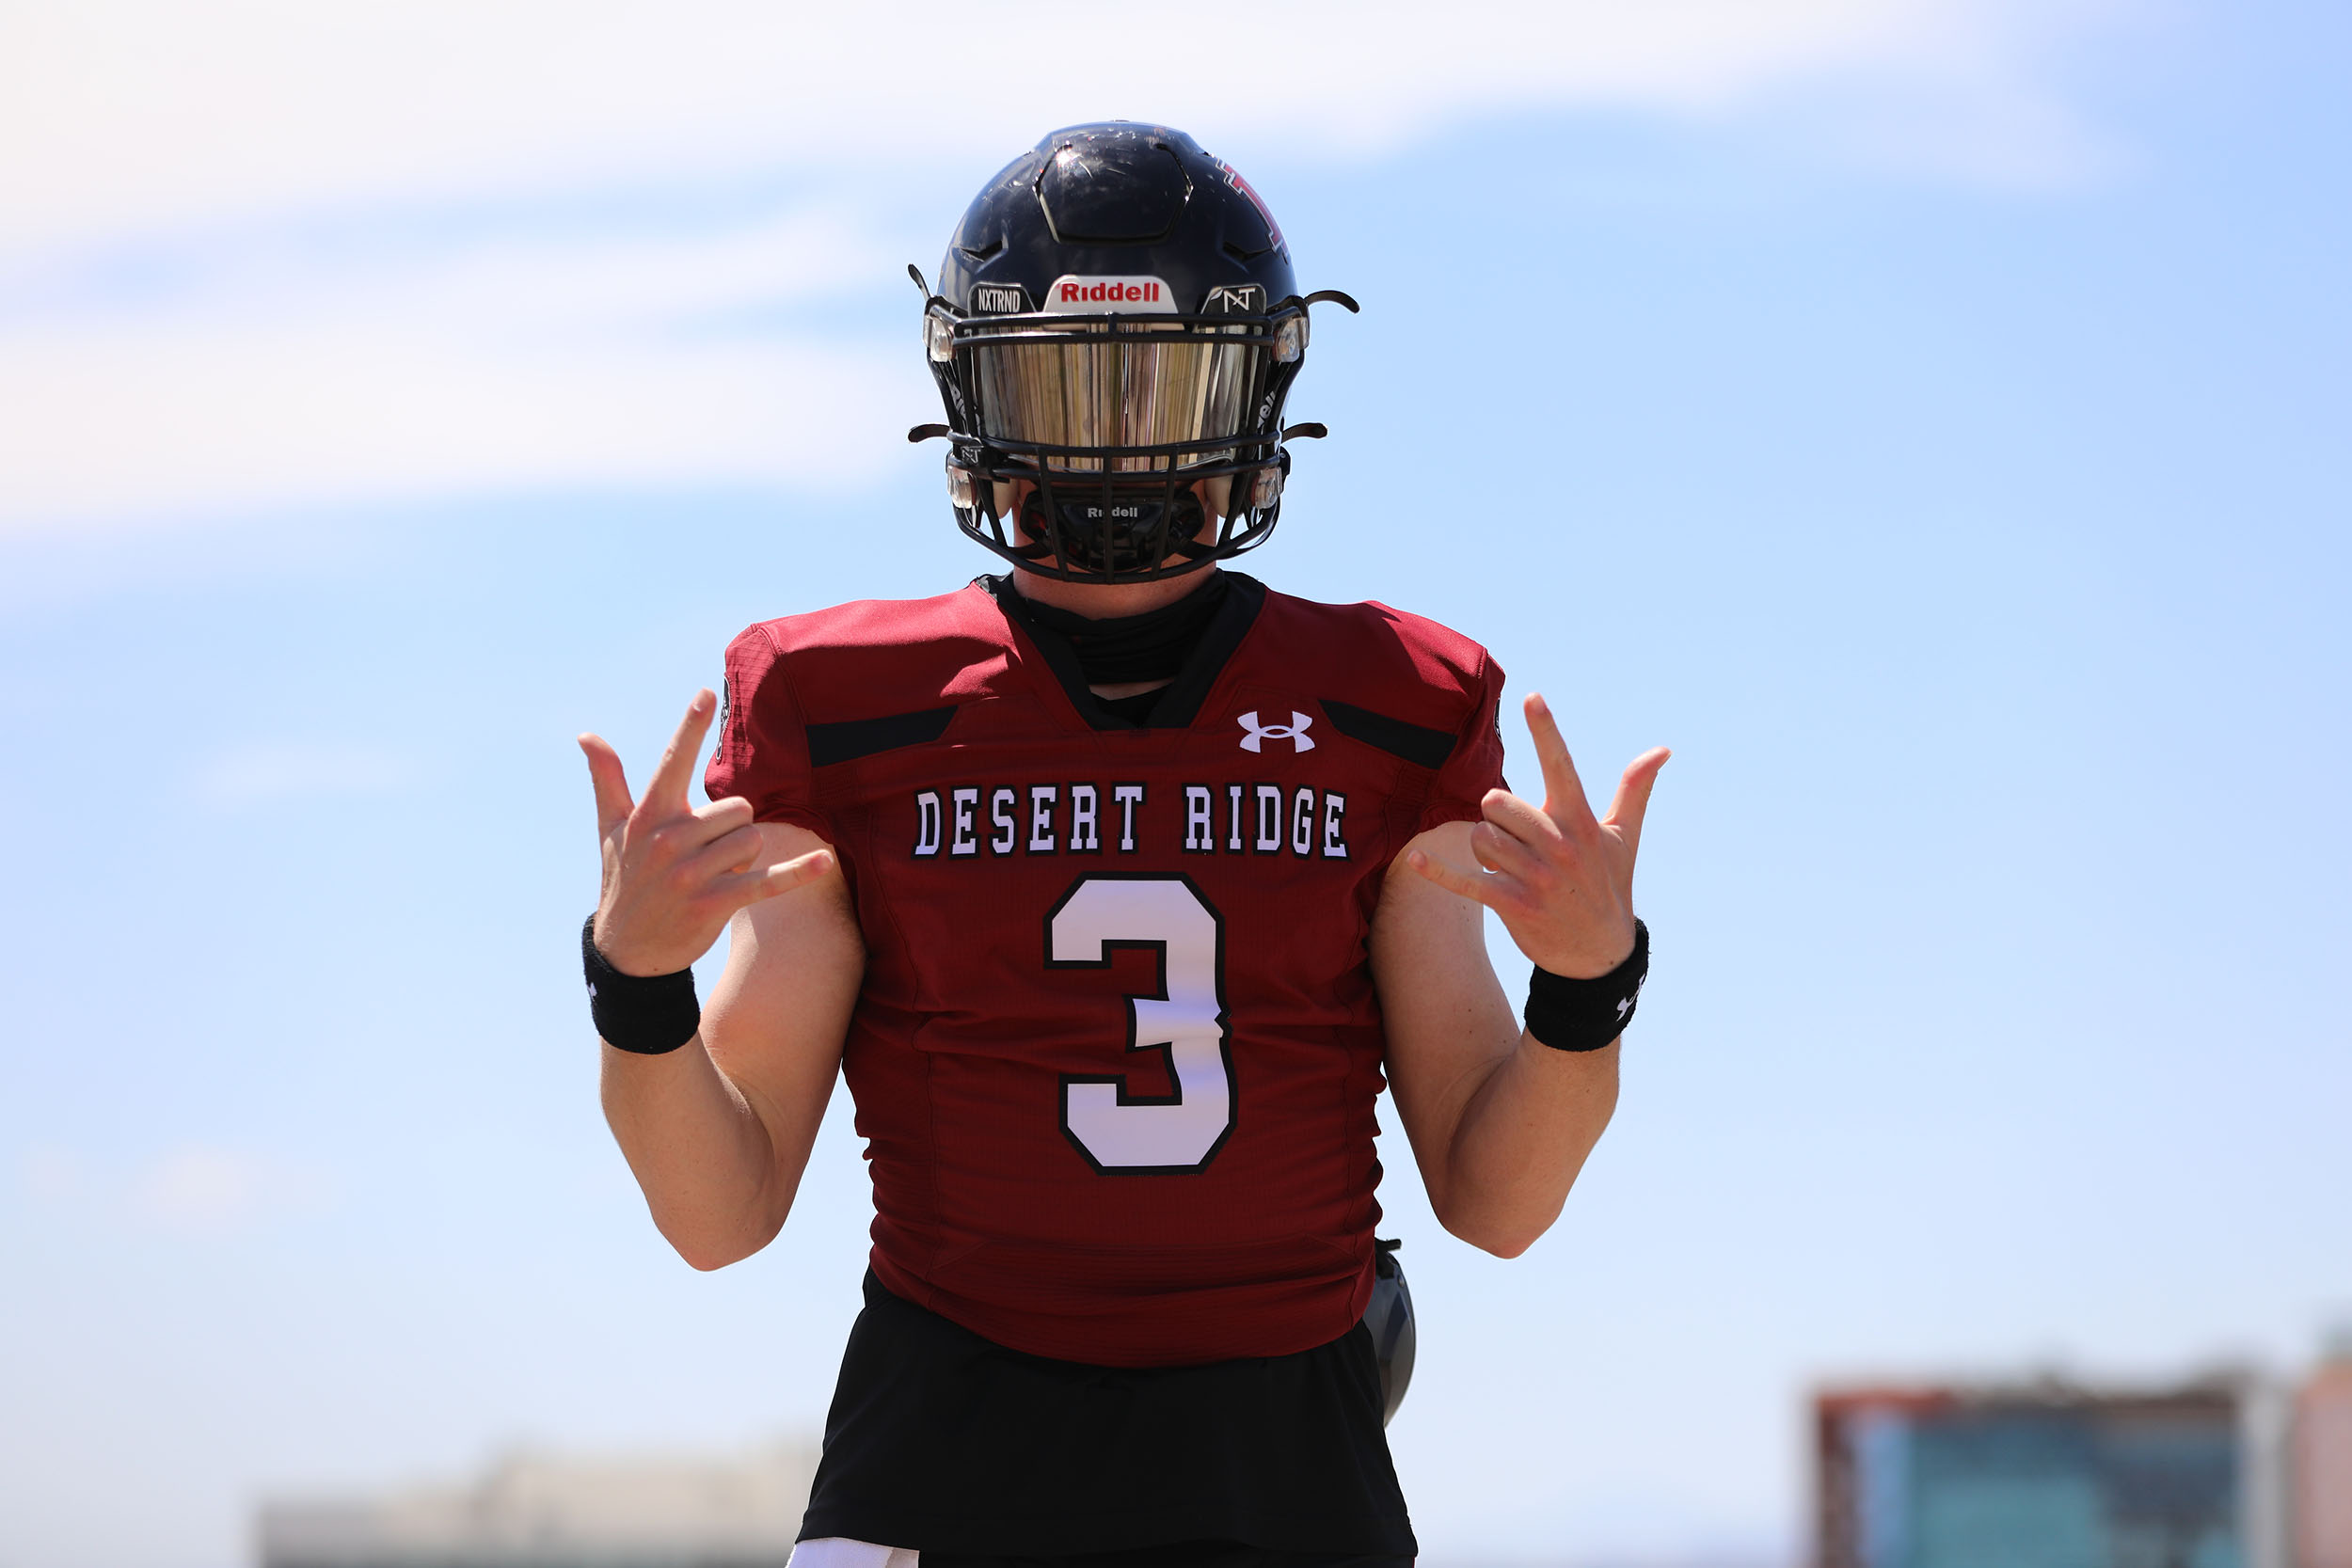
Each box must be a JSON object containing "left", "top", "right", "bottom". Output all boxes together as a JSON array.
[{"left": 579, "top": 689, "right": 834, "bottom": 977}]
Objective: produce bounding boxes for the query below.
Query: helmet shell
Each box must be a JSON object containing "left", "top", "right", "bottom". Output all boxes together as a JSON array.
[
  {"left": 920, "top": 122, "right": 1343, "bottom": 582},
  {"left": 937, "top": 123, "right": 1297, "bottom": 319},
  {"left": 1370, "top": 1237, "right": 1416, "bottom": 1425}
]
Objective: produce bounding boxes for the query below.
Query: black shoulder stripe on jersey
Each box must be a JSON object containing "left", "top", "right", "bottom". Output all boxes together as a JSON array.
[
  {"left": 806, "top": 705, "right": 959, "bottom": 767},
  {"left": 1320, "top": 700, "right": 1455, "bottom": 769}
]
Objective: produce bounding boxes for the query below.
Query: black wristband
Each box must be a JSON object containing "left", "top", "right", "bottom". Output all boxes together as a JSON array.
[
  {"left": 582, "top": 916, "right": 701, "bottom": 1055},
  {"left": 1523, "top": 920, "right": 1649, "bottom": 1053}
]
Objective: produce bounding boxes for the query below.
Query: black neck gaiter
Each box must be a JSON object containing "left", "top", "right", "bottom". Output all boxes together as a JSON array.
[{"left": 1007, "top": 570, "right": 1232, "bottom": 686}]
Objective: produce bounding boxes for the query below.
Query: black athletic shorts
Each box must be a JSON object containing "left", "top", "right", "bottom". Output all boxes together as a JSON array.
[{"left": 801, "top": 1271, "right": 1416, "bottom": 1564}]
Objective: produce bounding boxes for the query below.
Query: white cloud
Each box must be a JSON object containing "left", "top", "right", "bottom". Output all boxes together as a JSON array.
[
  {"left": 0, "top": 0, "right": 2139, "bottom": 535},
  {"left": 0, "top": 207, "right": 921, "bottom": 531},
  {"left": 1, "top": 0, "right": 2133, "bottom": 262},
  {"left": 194, "top": 740, "right": 425, "bottom": 805},
  {"left": 18, "top": 1142, "right": 329, "bottom": 1232},
  {"left": 133, "top": 1145, "right": 328, "bottom": 1232},
  {"left": 135, "top": 1146, "right": 271, "bottom": 1227}
]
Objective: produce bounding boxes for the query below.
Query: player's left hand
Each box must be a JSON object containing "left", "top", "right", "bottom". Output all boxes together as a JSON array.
[{"left": 1406, "top": 694, "right": 1668, "bottom": 979}]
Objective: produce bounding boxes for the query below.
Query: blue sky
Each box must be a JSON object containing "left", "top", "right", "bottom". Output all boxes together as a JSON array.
[{"left": 2, "top": 4, "right": 2347, "bottom": 1566}]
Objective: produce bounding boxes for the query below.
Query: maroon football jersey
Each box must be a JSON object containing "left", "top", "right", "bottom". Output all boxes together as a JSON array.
[{"left": 706, "top": 574, "right": 1505, "bottom": 1367}]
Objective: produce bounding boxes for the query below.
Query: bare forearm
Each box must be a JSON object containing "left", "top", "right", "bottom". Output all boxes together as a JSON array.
[
  {"left": 599, "top": 1041, "right": 789, "bottom": 1270},
  {"left": 577, "top": 758, "right": 857, "bottom": 1271},
  {"left": 1375, "top": 702, "right": 1664, "bottom": 1259},
  {"left": 1429, "top": 1034, "right": 1618, "bottom": 1257}
]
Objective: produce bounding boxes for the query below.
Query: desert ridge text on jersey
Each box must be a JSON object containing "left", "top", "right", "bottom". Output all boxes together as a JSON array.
[{"left": 912, "top": 783, "right": 1353, "bottom": 860}]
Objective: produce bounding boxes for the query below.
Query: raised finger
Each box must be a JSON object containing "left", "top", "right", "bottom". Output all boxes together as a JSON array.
[
  {"left": 1601, "top": 747, "right": 1672, "bottom": 859},
  {"left": 1524, "top": 694, "right": 1597, "bottom": 833},
  {"left": 644, "top": 689, "right": 719, "bottom": 816},
  {"left": 578, "top": 734, "right": 635, "bottom": 836}
]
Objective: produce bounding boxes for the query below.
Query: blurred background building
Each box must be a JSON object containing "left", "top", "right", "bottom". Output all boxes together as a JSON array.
[
  {"left": 1814, "top": 1346, "right": 2352, "bottom": 1568},
  {"left": 256, "top": 1439, "right": 818, "bottom": 1568},
  {"left": 1814, "top": 1377, "right": 2256, "bottom": 1568}
]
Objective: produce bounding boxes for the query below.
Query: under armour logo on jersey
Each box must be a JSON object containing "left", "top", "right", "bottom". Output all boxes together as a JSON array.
[{"left": 1237, "top": 710, "right": 1315, "bottom": 753}]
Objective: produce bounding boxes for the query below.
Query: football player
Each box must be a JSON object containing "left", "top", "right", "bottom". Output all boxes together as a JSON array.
[{"left": 580, "top": 124, "right": 1666, "bottom": 1568}]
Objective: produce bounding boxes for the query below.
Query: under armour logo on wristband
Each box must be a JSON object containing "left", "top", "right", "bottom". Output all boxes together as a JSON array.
[{"left": 1237, "top": 710, "right": 1315, "bottom": 752}]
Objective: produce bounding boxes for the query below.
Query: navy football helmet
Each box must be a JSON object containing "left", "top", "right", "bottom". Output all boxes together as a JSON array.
[
  {"left": 910, "top": 122, "right": 1356, "bottom": 581},
  {"left": 1370, "top": 1237, "right": 1416, "bottom": 1425}
]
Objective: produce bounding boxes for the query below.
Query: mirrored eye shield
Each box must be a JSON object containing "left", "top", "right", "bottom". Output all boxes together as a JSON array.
[{"left": 907, "top": 284, "right": 1358, "bottom": 469}]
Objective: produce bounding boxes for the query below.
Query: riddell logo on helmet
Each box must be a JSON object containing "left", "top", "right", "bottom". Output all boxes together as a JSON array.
[
  {"left": 1041, "top": 275, "right": 1178, "bottom": 315},
  {"left": 1065, "top": 280, "right": 1154, "bottom": 303}
]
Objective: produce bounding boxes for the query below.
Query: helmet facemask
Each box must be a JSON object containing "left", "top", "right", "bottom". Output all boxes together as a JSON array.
[{"left": 925, "top": 296, "right": 1309, "bottom": 582}]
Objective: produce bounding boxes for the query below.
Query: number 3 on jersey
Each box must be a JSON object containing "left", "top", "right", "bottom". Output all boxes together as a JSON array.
[{"left": 1048, "top": 875, "right": 1234, "bottom": 1174}]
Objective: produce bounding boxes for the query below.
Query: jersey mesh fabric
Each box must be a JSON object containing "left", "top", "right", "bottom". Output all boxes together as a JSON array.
[{"left": 706, "top": 575, "right": 1505, "bottom": 1368}]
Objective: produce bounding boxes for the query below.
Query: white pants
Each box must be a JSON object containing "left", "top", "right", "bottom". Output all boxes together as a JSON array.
[{"left": 787, "top": 1540, "right": 920, "bottom": 1568}]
